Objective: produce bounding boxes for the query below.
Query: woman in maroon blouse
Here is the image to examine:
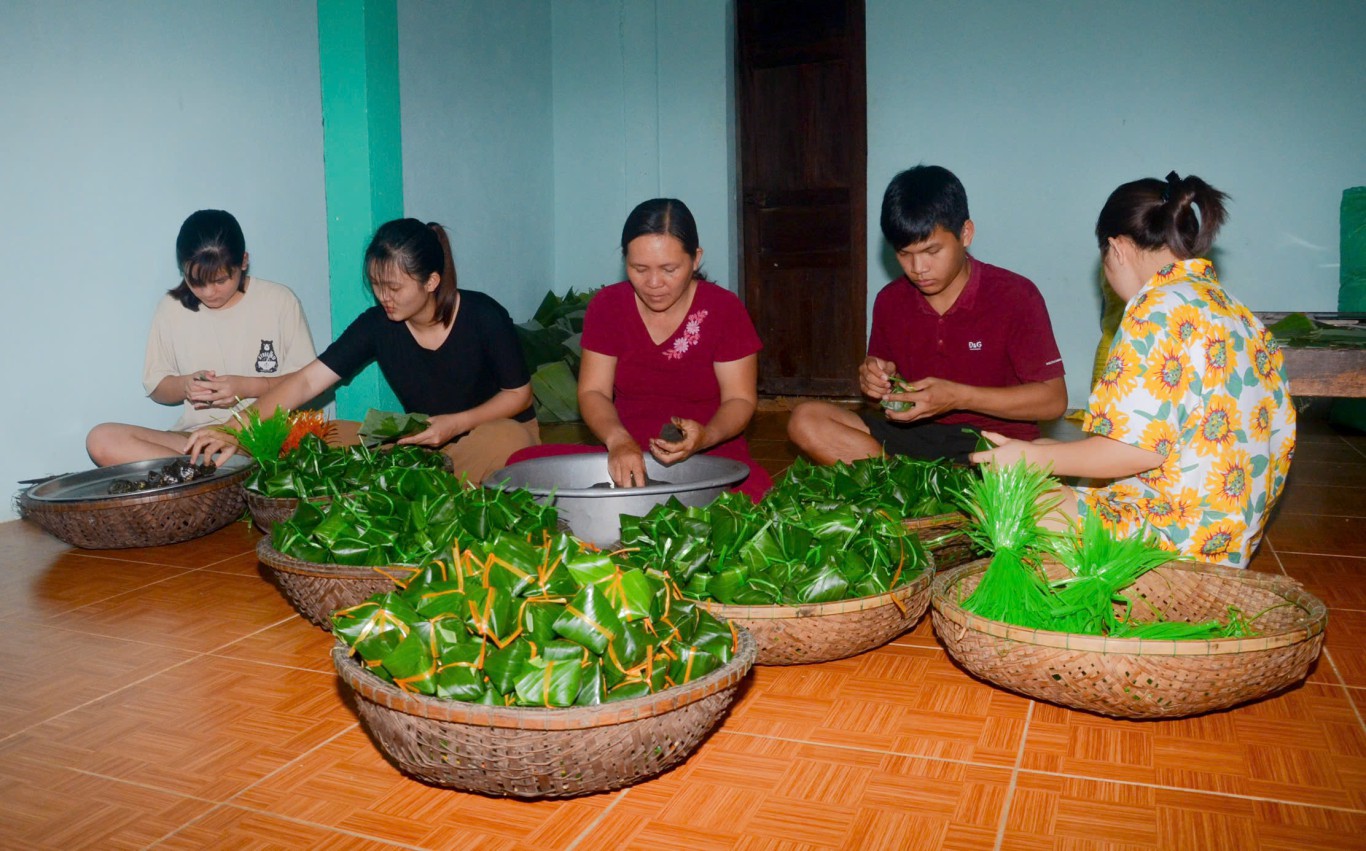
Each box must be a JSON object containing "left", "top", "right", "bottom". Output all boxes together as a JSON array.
[{"left": 577, "top": 198, "right": 770, "bottom": 500}]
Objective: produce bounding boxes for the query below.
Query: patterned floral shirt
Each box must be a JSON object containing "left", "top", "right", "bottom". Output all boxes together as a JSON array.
[{"left": 1075, "top": 259, "right": 1296, "bottom": 566}]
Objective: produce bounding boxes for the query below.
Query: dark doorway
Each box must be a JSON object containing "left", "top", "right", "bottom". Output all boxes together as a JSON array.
[{"left": 737, "top": 0, "right": 867, "bottom": 396}]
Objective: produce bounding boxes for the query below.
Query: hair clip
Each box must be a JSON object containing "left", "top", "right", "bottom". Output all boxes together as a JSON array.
[{"left": 1161, "top": 171, "right": 1181, "bottom": 202}]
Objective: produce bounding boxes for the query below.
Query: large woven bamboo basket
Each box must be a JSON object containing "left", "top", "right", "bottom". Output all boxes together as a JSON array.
[
  {"left": 904, "top": 511, "right": 978, "bottom": 570},
  {"left": 243, "top": 491, "right": 336, "bottom": 533},
  {"left": 19, "top": 459, "right": 252, "bottom": 549},
  {"left": 256, "top": 538, "right": 409, "bottom": 630},
  {"left": 332, "top": 627, "right": 757, "bottom": 797},
  {"left": 931, "top": 559, "right": 1328, "bottom": 718},
  {"left": 698, "top": 565, "right": 933, "bottom": 666}
]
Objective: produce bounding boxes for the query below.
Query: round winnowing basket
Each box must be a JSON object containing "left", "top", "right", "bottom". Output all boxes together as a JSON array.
[
  {"left": 931, "top": 559, "right": 1328, "bottom": 718},
  {"left": 256, "top": 538, "right": 409, "bottom": 630},
  {"left": 698, "top": 565, "right": 933, "bottom": 666},
  {"left": 19, "top": 463, "right": 251, "bottom": 549},
  {"left": 904, "top": 511, "right": 978, "bottom": 570},
  {"left": 332, "top": 627, "right": 757, "bottom": 797},
  {"left": 243, "top": 491, "right": 337, "bottom": 533}
]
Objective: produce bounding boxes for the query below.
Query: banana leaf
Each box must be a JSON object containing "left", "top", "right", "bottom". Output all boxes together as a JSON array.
[
  {"left": 433, "top": 643, "right": 486, "bottom": 701},
  {"left": 514, "top": 656, "right": 582, "bottom": 707},
  {"left": 383, "top": 626, "right": 442, "bottom": 694},
  {"left": 669, "top": 646, "right": 722, "bottom": 685},
  {"left": 603, "top": 619, "right": 651, "bottom": 684},
  {"left": 576, "top": 657, "right": 606, "bottom": 706},
  {"left": 520, "top": 598, "right": 566, "bottom": 645},
  {"left": 530, "top": 361, "right": 581, "bottom": 423},
  {"left": 553, "top": 583, "right": 624, "bottom": 655},
  {"left": 358, "top": 408, "right": 429, "bottom": 447},
  {"left": 332, "top": 592, "right": 420, "bottom": 663},
  {"left": 484, "top": 638, "right": 534, "bottom": 694},
  {"left": 598, "top": 567, "right": 657, "bottom": 622}
]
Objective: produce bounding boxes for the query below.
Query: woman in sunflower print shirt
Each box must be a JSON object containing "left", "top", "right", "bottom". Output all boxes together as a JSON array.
[{"left": 972, "top": 172, "right": 1295, "bottom": 566}]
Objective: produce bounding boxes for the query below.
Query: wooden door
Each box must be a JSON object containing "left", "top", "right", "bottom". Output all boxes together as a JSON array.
[{"left": 737, "top": 0, "right": 867, "bottom": 396}]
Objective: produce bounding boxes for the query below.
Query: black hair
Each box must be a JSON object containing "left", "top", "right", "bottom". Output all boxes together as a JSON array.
[
  {"left": 880, "top": 165, "right": 970, "bottom": 249},
  {"left": 364, "top": 219, "right": 459, "bottom": 327},
  {"left": 167, "top": 209, "right": 248, "bottom": 311},
  {"left": 1095, "top": 171, "right": 1229, "bottom": 258},
  {"left": 620, "top": 198, "right": 708, "bottom": 279}
]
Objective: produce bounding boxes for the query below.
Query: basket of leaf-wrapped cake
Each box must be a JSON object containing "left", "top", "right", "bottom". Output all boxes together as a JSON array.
[
  {"left": 770, "top": 455, "right": 980, "bottom": 570},
  {"left": 617, "top": 470, "right": 935, "bottom": 666},
  {"left": 234, "top": 407, "right": 452, "bottom": 532},
  {"left": 931, "top": 461, "right": 1328, "bottom": 718},
  {"left": 258, "top": 469, "right": 558, "bottom": 628},
  {"left": 331, "top": 531, "right": 757, "bottom": 797}
]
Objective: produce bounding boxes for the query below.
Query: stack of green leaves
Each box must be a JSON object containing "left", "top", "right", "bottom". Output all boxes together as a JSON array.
[
  {"left": 357, "top": 408, "right": 429, "bottom": 447},
  {"left": 765, "top": 454, "right": 976, "bottom": 520},
  {"left": 243, "top": 434, "right": 451, "bottom": 499},
  {"left": 515, "top": 287, "right": 598, "bottom": 422},
  {"left": 332, "top": 531, "right": 738, "bottom": 706},
  {"left": 958, "top": 461, "right": 1256, "bottom": 639},
  {"left": 271, "top": 467, "right": 559, "bottom": 566},
  {"left": 617, "top": 488, "right": 929, "bottom": 606}
]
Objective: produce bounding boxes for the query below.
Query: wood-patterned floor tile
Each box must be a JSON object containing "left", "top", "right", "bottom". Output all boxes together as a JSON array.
[
  {"left": 0, "top": 754, "right": 216, "bottom": 850},
  {"left": 1274, "top": 479, "right": 1366, "bottom": 518},
  {"left": 0, "top": 621, "right": 196, "bottom": 736},
  {"left": 213, "top": 615, "right": 340, "bottom": 673},
  {"left": 71, "top": 520, "right": 261, "bottom": 568},
  {"left": 1320, "top": 608, "right": 1366, "bottom": 687},
  {"left": 235, "top": 724, "right": 614, "bottom": 850},
  {"left": 0, "top": 550, "right": 191, "bottom": 624},
  {"left": 40, "top": 567, "right": 299, "bottom": 652},
  {"left": 1275, "top": 552, "right": 1366, "bottom": 612},
  {"left": 1, "top": 654, "right": 354, "bottom": 801},
  {"left": 597, "top": 734, "right": 1013, "bottom": 851},
  {"left": 156, "top": 805, "right": 414, "bottom": 850},
  {"left": 1022, "top": 683, "right": 1366, "bottom": 809},
  {"left": 1266, "top": 513, "right": 1366, "bottom": 558},
  {"left": 1003, "top": 771, "right": 1366, "bottom": 851}
]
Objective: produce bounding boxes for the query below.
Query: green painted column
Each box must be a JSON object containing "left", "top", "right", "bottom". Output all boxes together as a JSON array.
[{"left": 317, "top": 0, "right": 404, "bottom": 418}]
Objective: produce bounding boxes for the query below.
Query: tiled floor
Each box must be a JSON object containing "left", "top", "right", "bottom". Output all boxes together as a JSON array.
[{"left": 2, "top": 403, "right": 1364, "bottom": 850}]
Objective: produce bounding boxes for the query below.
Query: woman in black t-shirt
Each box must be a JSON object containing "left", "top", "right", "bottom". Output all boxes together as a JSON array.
[{"left": 185, "top": 219, "right": 538, "bottom": 483}]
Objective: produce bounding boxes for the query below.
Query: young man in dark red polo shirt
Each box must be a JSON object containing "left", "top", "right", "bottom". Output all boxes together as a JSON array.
[{"left": 787, "top": 165, "right": 1067, "bottom": 463}]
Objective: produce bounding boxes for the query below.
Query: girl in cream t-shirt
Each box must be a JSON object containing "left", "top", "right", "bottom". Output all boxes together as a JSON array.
[{"left": 86, "top": 210, "right": 315, "bottom": 466}]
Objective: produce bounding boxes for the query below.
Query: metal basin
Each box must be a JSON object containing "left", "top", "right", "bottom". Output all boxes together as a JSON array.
[{"left": 485, "top": 453, "right": 749, "bottom": 546}]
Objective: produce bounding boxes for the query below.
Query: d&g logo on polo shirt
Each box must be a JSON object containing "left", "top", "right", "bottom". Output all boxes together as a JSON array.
[{"left": 968, "top": 341, "right": 983, "bottom": 351}]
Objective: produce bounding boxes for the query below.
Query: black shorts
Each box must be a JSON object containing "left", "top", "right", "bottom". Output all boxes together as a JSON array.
[{"left": 858, "top": 411, "right": 981, "bottom": 462}]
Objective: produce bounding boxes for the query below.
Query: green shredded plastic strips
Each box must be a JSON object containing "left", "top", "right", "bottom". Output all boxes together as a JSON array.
[{"left": 958, "top": 460, "right": 1257, "bottom": 639}]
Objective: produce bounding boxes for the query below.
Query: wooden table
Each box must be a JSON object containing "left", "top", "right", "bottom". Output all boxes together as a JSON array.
[{"left": 1256, "top": 312, "right": 1366, "bottom": 397}]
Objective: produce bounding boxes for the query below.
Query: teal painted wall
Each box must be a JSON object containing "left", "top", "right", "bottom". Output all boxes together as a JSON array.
[
  {"left": 318, "top": 0, "right": 405, "bottom": 417},
  {"left": 0, "top": 0, "right": 328, "bottom": 518},
  {"left": 866, "top": 0, "right": 1366, "bottom": 407},
  {"left": 551, "top": 1, "right": 737, "bottom": 295},
  {"left": 397, "top": 0, "right": 555, "bottom": 324}
]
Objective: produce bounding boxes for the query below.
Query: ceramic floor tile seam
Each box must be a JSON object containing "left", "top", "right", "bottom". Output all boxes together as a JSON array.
[
  {"left": 0, "top": 653, "right": 204, "bottom": 746},
  {"left": 1014, "top": 767, "right": 1366, "bottom": 817},
  {"left": 214, "top": 719, "right": 363, "bottom": 811},
  {"left": 991, "top": 700, "right": 1035, "bottom": 851},
  {"left": 71, "top": 545, "right": 258, "bottom": 569},
  {"left": 563, "top": 788, "right": 630, "bottom": 851},
  {"left": 722, "top": 728, "right": 1006, "bottom": 773},
  {"left": 145, "top": 801, "right": 429, "bottom": 851}
]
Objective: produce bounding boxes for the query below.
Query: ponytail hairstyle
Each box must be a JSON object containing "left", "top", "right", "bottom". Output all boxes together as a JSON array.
[
  {"left": 167, "top": 209, "right": 248, "bottom": 311},
  {"left": 364, "top": 218, "right": 459, "bottom": 326},
  {"left": 1095, "top": 171, "right": 1229, "bottom": 259},
  {"left": 621, "top": 198, "right": 708, "bottom": 281}
]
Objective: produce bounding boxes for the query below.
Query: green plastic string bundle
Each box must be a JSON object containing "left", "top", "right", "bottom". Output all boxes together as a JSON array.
[{"left": 956, "top": 459, "right": 1059, "bottom": 625}]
